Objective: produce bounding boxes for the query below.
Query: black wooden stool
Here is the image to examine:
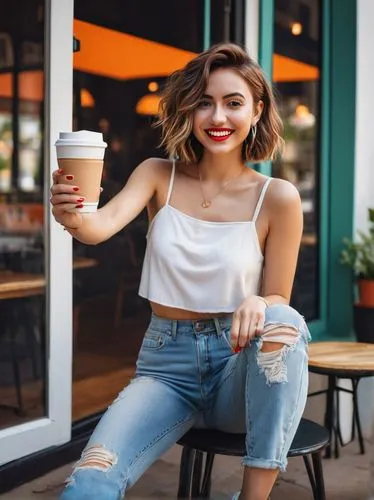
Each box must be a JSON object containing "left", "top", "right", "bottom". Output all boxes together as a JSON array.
[{"left": 177, "top": 418, "right": 329, "bottom": 500}]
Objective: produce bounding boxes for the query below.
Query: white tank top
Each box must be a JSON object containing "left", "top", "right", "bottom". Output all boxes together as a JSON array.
[{"left": 138, "top": 161, "right": 271, "bottom": 313}]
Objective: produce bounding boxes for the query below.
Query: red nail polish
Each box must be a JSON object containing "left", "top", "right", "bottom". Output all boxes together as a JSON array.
[
  {"left": 73, "top": 187, "right": 79, "bottom": 192},
  {"left": 75, "top": 204, "right": 84, "bottom": 208},
  {"left": 234, "top": 346, "right": 242, "bottom": 353},
  {"left": 66, "top": 175, "right": 74, "bottom": 180},
  {"left": 76, "top": 198, "right": 84, "bottom": 202}
]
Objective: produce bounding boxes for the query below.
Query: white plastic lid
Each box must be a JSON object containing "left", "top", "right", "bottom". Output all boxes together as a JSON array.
[{"left": 55, "top": 130, "right": 107, "bottom": 147}]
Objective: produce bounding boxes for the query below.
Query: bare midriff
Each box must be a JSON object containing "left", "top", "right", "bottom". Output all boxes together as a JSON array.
[{"left": 150, "top": 301, "right": 232, "bottom": 320}]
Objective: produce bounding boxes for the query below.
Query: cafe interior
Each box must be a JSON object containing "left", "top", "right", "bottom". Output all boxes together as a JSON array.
[{"left": 0, "top": 0, "right": 320, "bottom": 434}]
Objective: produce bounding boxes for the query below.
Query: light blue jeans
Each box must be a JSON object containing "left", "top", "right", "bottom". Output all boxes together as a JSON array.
[{"left": 61, "top": 304, "right": 311, "bottom": 500}]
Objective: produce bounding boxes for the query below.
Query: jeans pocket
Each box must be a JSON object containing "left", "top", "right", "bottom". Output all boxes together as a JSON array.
[
  {"left": 221, "top": 326, "right": 233, "bottom": 351},
  {"left": 142, "top": 328, "right": 167, "bottom": 350}
]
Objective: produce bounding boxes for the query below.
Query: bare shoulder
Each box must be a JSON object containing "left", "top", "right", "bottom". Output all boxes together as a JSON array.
[
  {"left": 131, "top": 157, "right": 177, "bottom": 204},
  {"left": 266, "top": 177, "right": 301, "bottom": 213},
  {"left": 135, "top": 157, "right": 173, "bottom": 178},
  {"left": 130, "top": 157, "right": 174, "bottom": 191}
]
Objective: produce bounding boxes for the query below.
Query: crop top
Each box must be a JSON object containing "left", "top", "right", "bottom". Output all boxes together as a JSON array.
[{"left": 138, "top": 161, "right": 271, "bottom": 313}]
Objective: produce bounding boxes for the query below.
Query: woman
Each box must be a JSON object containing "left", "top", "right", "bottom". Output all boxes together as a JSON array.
[{"left": 51, "top": 43, "right": 310, "bottom": 500}]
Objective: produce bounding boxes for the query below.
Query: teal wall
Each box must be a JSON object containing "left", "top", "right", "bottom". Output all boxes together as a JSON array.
[{"left": 258, "top": 0, "right": 356, "bottom": 339}]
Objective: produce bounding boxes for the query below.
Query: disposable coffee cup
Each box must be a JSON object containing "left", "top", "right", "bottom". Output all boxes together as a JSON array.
[{"left": 55, "top": 130, "right": 107, "bottom": 213}]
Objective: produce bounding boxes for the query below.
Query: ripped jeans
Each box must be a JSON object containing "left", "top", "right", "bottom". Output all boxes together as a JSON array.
[{"left": 61, "top": 304, "right": 311, "bottom": 500}]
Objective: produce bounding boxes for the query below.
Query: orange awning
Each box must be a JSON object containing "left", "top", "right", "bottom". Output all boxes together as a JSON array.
[
  {"left": 73, "top": 19, "right": 196, "bottom": 80},
  {"left": 0, "top": 71, "right": 44, "bottom": 101},
  {"left": 273, "top": 53, "right": 319, "bottom": 82},
  {"left": 73, "top": 19, "right": 319, "bottom": 83},
  {"left": 0, "top": 20, "right": 319, "bottom": 102}
]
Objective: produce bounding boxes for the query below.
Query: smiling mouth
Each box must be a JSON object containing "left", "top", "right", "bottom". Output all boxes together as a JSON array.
[{"left": 205, "top": 129, "right": 234, "bottom": 142}]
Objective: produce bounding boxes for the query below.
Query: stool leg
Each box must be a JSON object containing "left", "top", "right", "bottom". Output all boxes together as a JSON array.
[
  {"left": 201, "top": 453, "right": 215, "bottom": 497},
  {"left": 335, "top": 383, "right": 342, "bottom": 457},
  {"left": 178, "top": 446, "right": 196, "bottom": 499},
  {"left": 302, "top": 455, "right": 317, "bottom": 497},
  {"left": 312, "top": 451, "right": 326, "bottom": 500},
  {"left": 10, "top": 338, "right": 25, "bottom": 416},
  {"left": 324, "top": 375, "right": 337, "bottom": 458},
  {"left": 11, "top": 355, "right": 24, "bottom": 415},
  {"left": 191, "top": 451, "right": 204, "bottom": 497},
  {"left": 351, "top": 381, "right": 356, "bottom": 442},
  {"left": 352, "top": 378, "right": 365, "bottom": 454}
]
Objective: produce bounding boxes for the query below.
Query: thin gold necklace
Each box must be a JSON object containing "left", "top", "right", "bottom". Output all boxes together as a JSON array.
[{"left": 198, "top": 166, "right": 246, "bottom": 208}]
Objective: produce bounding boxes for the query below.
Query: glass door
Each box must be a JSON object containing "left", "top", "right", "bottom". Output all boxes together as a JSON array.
[
  {"left": 271, "top": 0, "right": 323, "bottom": 323},
  {"left": 0, "top": 0, "right": 73, "bottom": 465},
  {"left": 258, "top": 0, "right": 326, "bottom": 334},
  {"left": 69, "top": 0, "right": 243, "bottom": 422},
  {"left": 70, "top": 0, "right": 207, "bottom": 422}
]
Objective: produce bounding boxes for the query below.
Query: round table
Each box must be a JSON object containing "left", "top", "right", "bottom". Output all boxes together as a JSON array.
[{"left": 308, "top": 341, "right": 374, "bottom": 458}]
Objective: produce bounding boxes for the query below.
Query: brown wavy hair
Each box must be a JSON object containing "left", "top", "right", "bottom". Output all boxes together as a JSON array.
[{"left": 155, "top": 43, "right": 284, "bottom": 164}]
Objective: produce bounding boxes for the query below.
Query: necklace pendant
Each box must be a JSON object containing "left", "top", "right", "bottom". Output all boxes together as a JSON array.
[{"left": 201, "top": 200, "right": 211, "bottom": 208}]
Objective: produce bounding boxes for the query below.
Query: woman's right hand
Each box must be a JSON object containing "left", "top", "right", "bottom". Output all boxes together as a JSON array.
[{"left": 49, "top": 169, "right": 84, "bottom": 229}]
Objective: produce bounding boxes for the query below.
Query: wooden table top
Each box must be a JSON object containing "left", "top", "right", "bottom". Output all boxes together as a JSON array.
[
  {"left": 72, "top": 256, "right": 97, "bottom": 270},
  {"left": 308, "top": 341, "right": 374, "bottom": 372},
  {"left": 0, "top": 257, "right": 97, "bottom": 300},
  {"left": 0, "top": 271, "right": 45, "bottom": 299}
]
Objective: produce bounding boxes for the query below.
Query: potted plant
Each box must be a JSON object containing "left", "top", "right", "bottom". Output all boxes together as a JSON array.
[{"left": 341, "top": 208, "right": 374, "bottom": 342}]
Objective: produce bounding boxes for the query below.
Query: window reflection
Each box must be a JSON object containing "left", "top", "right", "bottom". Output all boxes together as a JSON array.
[
  {"left": 273, "top": 0, "right": 321, "bottom": 321},
  {"left": 0, "top": 0, "right": 46, "bottom": 430},
  {"left": 71, "top": 0, "right": 239, "bottom": 421},
  {"left": 71, "top": 0, "right": 206, "bottom": 421},
  {"left": 0, "top": 111, "right": 12, "bottom": 192},
  {"left": 0, "top": 32, "right": 13, "bottom": 193}
]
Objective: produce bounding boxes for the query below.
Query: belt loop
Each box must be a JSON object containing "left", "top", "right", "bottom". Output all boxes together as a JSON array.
[
  {"left": 171, "top": 319, "right": 177, "bottom": 340},
  {"left": 213, "top": 317, "right": 222, "bottom": 336}
]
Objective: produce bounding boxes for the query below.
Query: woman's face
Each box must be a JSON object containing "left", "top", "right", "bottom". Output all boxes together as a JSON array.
[{"left": 192, "top": 67, "right": 263, "bottom": 158}]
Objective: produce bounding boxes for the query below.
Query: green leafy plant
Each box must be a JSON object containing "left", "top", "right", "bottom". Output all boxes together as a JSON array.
[
  {"left": 341, "top": 208, "right": 374, "bottom": 279},
  {"left": 0, "top": 156, "right": 7, "bottom": 171}
]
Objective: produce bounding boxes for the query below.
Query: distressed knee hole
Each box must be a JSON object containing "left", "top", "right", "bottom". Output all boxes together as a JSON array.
[
  {"left": 257, "top": 345, "right": 288, "bottom": 384},
  {"left": 74, "top": 445, "right": 117, "bottom": 473},
  {"left": 257, "top": 323, "right": 300, "bottom": 385},
  {"left": 260, "top": 341, "right": 285, "bottom": 353},
  {"left": 262, "top": 323, "right": 299, "bottom": 345}
]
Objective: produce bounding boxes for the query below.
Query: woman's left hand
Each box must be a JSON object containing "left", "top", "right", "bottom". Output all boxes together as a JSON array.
[{"left": 231, "top": 295, "right": 267, "bottom": 351}]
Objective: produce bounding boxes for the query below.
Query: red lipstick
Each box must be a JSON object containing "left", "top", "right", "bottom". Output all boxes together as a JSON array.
[{"left": 205, "top": 128, "right": 234, "bottom": 142}]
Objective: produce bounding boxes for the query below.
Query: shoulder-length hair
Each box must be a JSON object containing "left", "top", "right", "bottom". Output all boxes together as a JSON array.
[{"left": 155, "top": 43, "right": 284, "bottom": 164}]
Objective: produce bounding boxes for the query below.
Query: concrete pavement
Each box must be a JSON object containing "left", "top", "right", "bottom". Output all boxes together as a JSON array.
[{"left": 1, "top": 437, "right": 371, "bottom": 499}]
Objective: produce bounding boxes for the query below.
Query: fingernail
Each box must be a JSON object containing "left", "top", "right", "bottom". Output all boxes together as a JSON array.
[
  {"left": 75, "top": 204, "right": 84, "bottom": 208},
  {"left": 72, "top": 186, "right": 79, "bottom": 191},
  {"left": 66, "top": 175, "right": 74, "bottom": 180},
  {"left": 58, "top": 169, "right": 63, "bottom": 174},
  {"left": 76, "top": 198, "right": 84, "bottom": 202},
  {"left": 234, "top": 346, "right": 242, "bottom": 353}
]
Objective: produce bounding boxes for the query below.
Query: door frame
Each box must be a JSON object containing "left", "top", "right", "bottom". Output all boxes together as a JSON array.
[
  {"left": 256, "top": 0, "right": 356, "bottom": 339},
  {"left": 0, "top": 0, "right": 74, "bottom": 465}
]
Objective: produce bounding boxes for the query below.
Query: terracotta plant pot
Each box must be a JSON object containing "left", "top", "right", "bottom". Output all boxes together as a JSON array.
[{"left": 358, "top": 279, "right": 374, "bottom": 307}]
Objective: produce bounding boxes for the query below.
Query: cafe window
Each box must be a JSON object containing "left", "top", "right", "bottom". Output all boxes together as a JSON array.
[
  {"left": 70, "top": 0, "right": 245, "bottom": 422},
  {"left": 272, "top": 0, "right": 321, "bottom": 322},
  {"left": 0, "top": 0, "right": 46, "bottom": 430}
]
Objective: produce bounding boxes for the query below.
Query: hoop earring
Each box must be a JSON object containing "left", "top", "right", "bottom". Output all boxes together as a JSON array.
[{"left": 244, "top": 124, "right": 257, "bottom": 159}]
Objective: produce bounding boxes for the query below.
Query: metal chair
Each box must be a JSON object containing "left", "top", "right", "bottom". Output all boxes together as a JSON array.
[{"left": 177, "top": 418, "right": 329, "bottom": 500}]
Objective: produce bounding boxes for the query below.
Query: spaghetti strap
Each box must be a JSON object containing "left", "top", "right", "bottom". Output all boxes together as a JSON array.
[
  {"left": 165, "top": 159, "right": 176, "bottom": 205},
  {"left": 252, "top": 177, "right": 272, "bottom": 222}
]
